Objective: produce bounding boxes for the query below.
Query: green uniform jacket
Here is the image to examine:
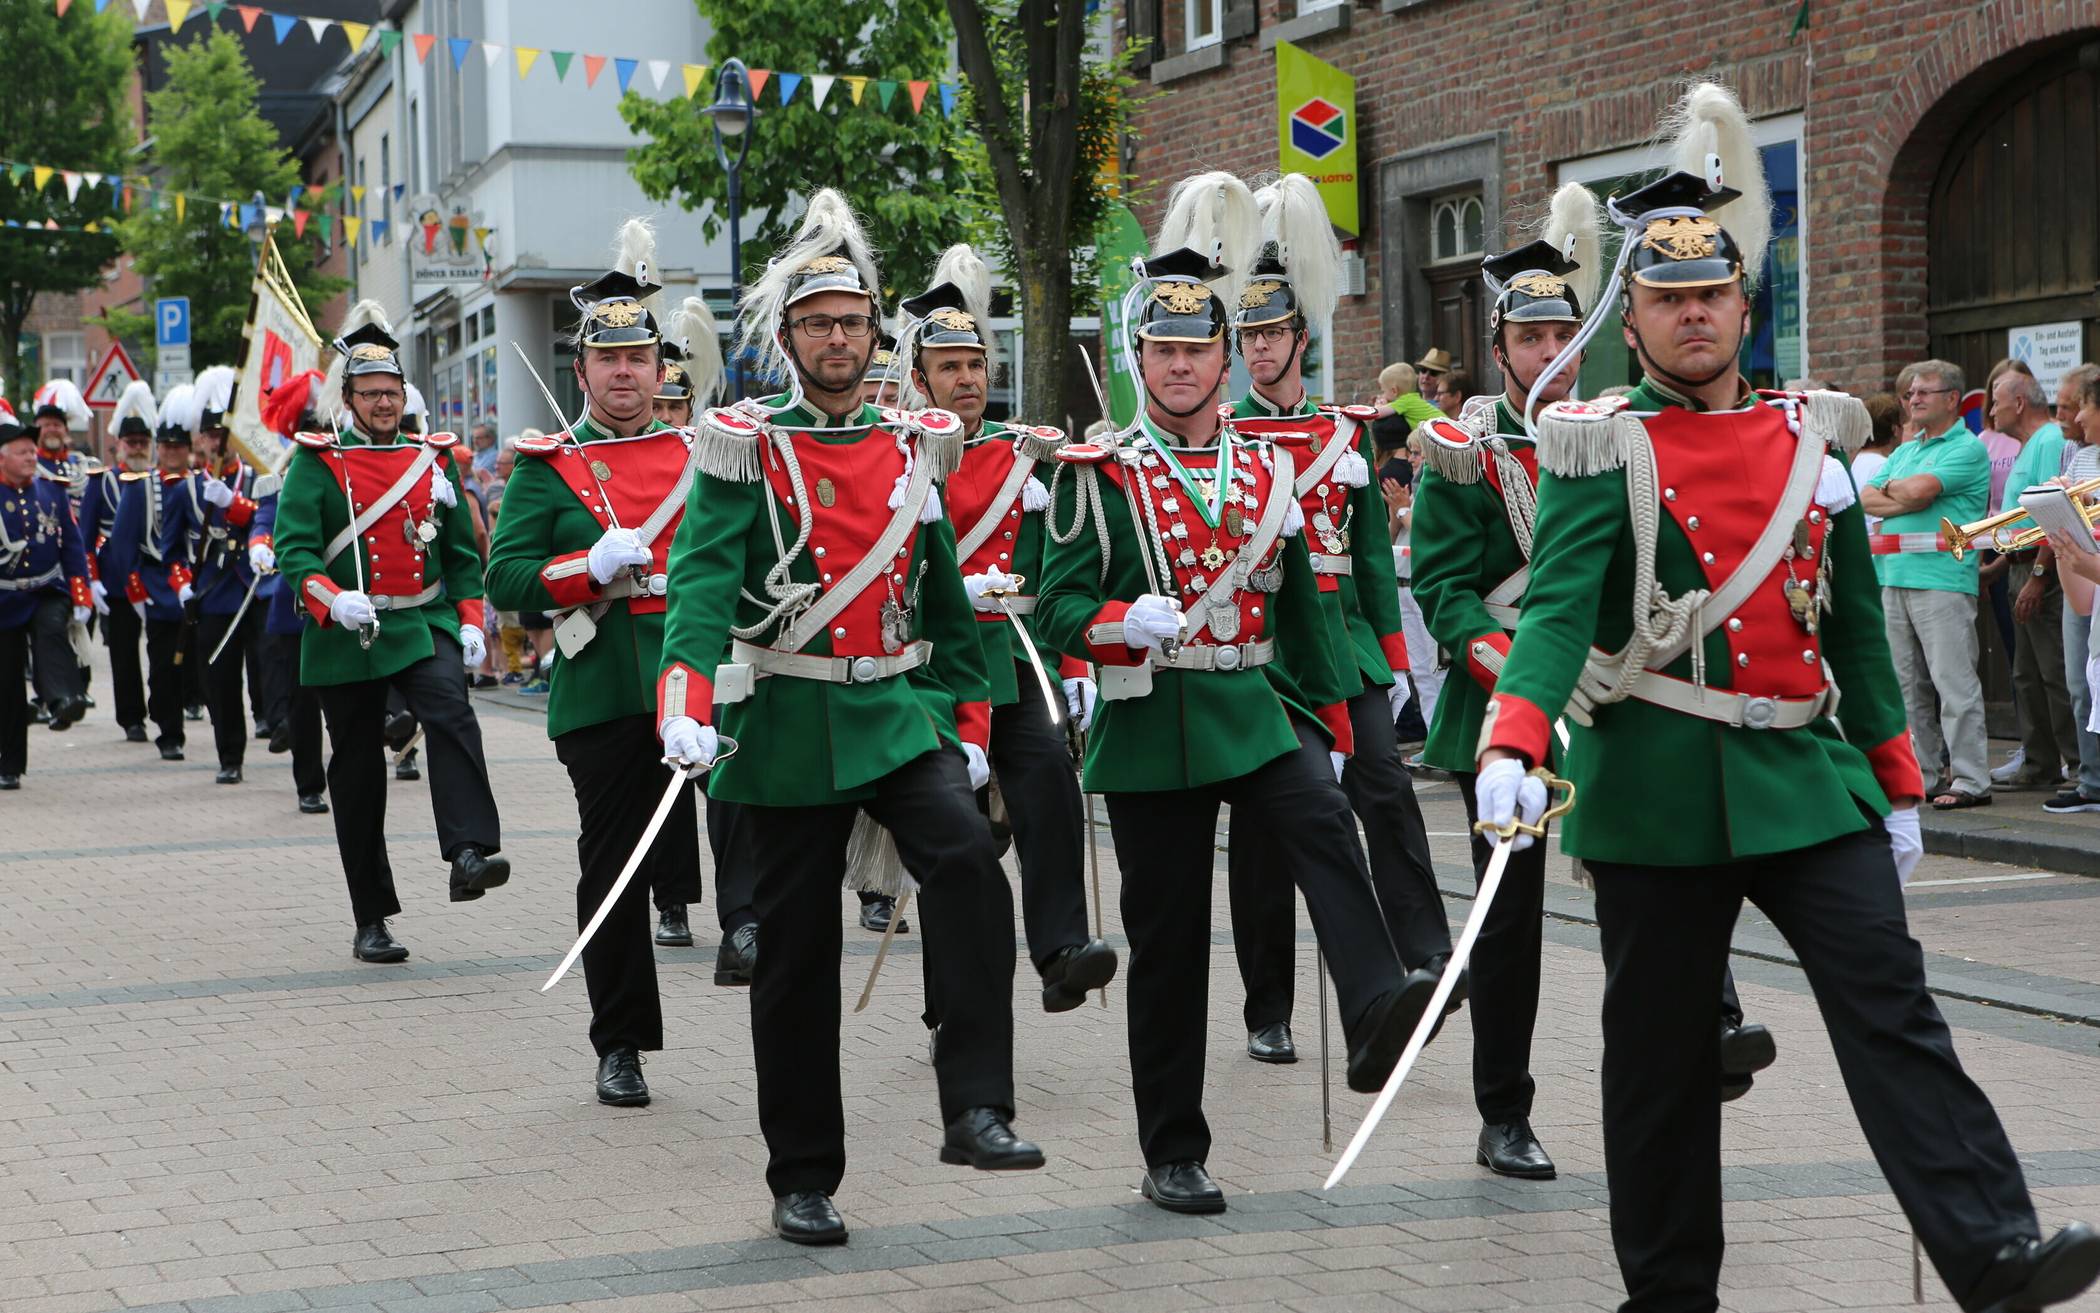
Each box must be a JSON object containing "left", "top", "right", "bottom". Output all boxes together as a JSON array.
[
  {"left": 1036, "top": 420, "right": 1353, "bottom": 794},
  {"left": 485, "top": 416, "right": 679, "bottom": 740},
  {"left": 1413, "top": 398, "right": 1538, "bottom": 773},
  {"left": 273, "top": 427, "right": 482, "bottom": 686},
  {"left": 655, "top": 398, "right": 993, "bottom": 808},
  {"left": 1481, "top": 381, "right": 1924, "bottom": 866}
]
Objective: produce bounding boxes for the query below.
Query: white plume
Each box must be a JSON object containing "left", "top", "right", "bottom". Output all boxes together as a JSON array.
[
  {"left": 1661, "top": 81, "right": 1771, "bottom": 287},
  {"left": 668, "top": 295, "right": 725, "bottom": 406},
  {"left": 1543, "top": 182, "right": 1604, "bottom": 312},
  {"left": 192, "top": 364, "right": 237, "bottom": 421},
  {"left": 736, "top": 188, "right": 882, "bottom": 386},
  {"left": 1255, "top": 173, "right": 1340, "bottom": 337},
  {"left": 33, "top": 378, "right": 90, "bottom": 431},
  {"left": 109, "top": 379, "right": 158, "bottom": 434},
  {"left": 157, "top": 383, "right": 201, "bottom": 436},
  {"left": 613, "top": 216, "right": 658, "bottom": 302},
  {"left": 403, "top": 381, "right": 427, "bottom": 419},
  {"left": 1153, "top": 171, "right": 1259, "bottom": 295},
  {"left": 932, "top": 243, "right": 998, "bottom": 373},
  {"left": 323, "top": 298, "right": 396, "bottom": 422}
]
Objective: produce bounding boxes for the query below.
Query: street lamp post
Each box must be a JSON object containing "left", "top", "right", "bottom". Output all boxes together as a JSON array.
[{"left": 704, "top": 59, "right": 756, "bottom": 400}]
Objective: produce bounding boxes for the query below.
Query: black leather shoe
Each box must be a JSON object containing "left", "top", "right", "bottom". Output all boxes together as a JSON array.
[
  {"left": 654, "top": 905, "right": 693, "bottom": 947},
  {"left": 448, "top": 845, "right": 510, "bottom": 902},
  {"left": 157, "top": 739, "right": 184, "bottom": 761},
  {"left": 1719, "top": 1020, "right": 1775, "bottom": 1103},
  {"left": 1140, "top": 1161, "right": 1226, "bottom": 1215},
  {"left": 47, "top": 695, "right": 87, "bottom": 730},
  {"left": 185, "top": 703, "right": 205, "bottom": 722},
  {"left": 1720, "top": 1074, "right": 1755, "bottom": 1102},
  {"left": 215, "top": 766, "right": 242, "bottom": 785},
  {"left": 1040, "top": 938, "right": 1118, "bottom": 1012},
  {"left": 858, "top": 895, "right": 905, "bottom": 933},
  {"left": 1423, "top": 952, "right": 1470, "bottom": 1016},
  {"left": 394, "top": 747, "right": 420, "bottom": 781},
  {"left": 352, "top": 921, "right": 409, "bottom": 963},
  {"left": 382, "top": 709, "right": 417, "bottom": 752},
  {"left": 714, "top": 923, "right": 757, "bottom": 985},
  {"left": 1476, "top": 1120, "right": 1557, "bottom": 1180},
  {"left": 595, "top": 1048, "right": 649, "bottom": 1107},
  {"left": 124, "top": 723, "right": 148, "bottom": 743},
  {"left": 267, "top": 721, "right": 290, "bottom": 753},
  {"left": 253, "top": 720, "right": 271, "bottom": 740},
  {"left": 0, "top": 774, "right": 19, "bottom": 791},
  {"left": 30, "top": 700, "right": 47, "bottom": 724},
  {"left": 298, "top": 792, "right": 330, "bottom": 814},
  {"left": 1247, "top": 1021, "right": 1297, "bottom": 1064},
  {"left": 939, "top": 1107, "right": 1045, "bottom": 1171},
  {"left": 1346, "top": 967, "right": 1439, "bottom": 1094},
  {"left": 1966, "top": 1223, "right": 2100, "bottom": 1312},
  {"left": 771, "top": 1190, "right": 847, "bottom": 1245}
]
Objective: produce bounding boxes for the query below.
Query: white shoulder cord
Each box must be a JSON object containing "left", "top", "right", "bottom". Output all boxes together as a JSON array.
[
  {"left": 1582, "top": 416, "right": 1710, "bottom": 705},
  {"left": 729, "top": 426, "right": 822, "bottom": 641},
  {"left": 1485, "top": 437, "right": 1538, "bottom": 560},
  {"left": 1047, "top": 460, "right": 1113, "bottom": 590}
]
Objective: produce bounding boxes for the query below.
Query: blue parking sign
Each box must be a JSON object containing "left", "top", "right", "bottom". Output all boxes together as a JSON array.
[{"left": 155, "top": 297, "right": 191, "bottom": 348}]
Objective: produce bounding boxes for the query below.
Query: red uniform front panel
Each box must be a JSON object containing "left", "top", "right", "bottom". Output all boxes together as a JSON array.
[
  {"left": 544, "top": 430, "right": 692, "bottom": 615},
  {"left": 762, "top": 428, "right": 921, "bottom": 658}
]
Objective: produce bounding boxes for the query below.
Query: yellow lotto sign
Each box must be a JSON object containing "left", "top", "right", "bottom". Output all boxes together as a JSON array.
[{"left": 1275, "top": 41, "right": 1358, "bottom": 236}]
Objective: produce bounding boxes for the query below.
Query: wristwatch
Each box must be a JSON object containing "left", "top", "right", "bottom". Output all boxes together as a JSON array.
[{"left": 2032, "top": 561, "right": 2049, "bottom": 577}]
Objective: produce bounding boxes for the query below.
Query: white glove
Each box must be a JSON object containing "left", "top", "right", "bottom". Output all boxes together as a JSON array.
[
  {"left": 1885, "top": 806, "right": 1922, "bottom": 888},
  {"left": 587, "top": 527, "right": 651, "bottom": 585},
  {"left": 1475, "top": 757, "right": 1549, "bottom": 851},
  {"left": 1330, "top": 750, "right": 1347, "bottom": 782},
  {"left": 1121, "top": 593, "right": 1185, "bottom": 652},
  {"left": 200, "top": 476, "right": 234, "bottom": 509},
  {"left": 249, "top": 542, "right": 275, "bottom": 574},
  {"left": 1062, "top": 676, "right": 1097, "bottom": 731},
  {"left": 428, "top": 468, "right": 458, "bottom": 508},
  {"left": 963, "top": 566, "right": 1017, "bottom": 614},
  {"left": 329, "top": 588, "right": 377, "bottom": 628},
  {"left": 90, "top": 579, "right": 110, "bottom": 616},
  {"left": 1388, "top": 670, "right": 1413, "bottom": 722},
  {"left": 458, "top": 624, "right": 487, "bottom": 668},
  {"left": 72, "top": 605, "right": 92, "bottom": 625},
  {"left": 962, "top": 741, "right": 991, "bottom": 790},
  {"left": 660, "top": 715, "right": 718, "bottom": 777},
  {"left": 177, "top": 583, "right": 195, "bottom": 606}
]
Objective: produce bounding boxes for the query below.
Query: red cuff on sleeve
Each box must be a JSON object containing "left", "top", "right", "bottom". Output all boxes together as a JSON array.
[
  {"left": 1864, "top": 731, "right": 1925, "bottom": 805},
  {"left": 69, "top": 576, "right": 92, "bottom": 609},
  {"left": 1057, "top": 653, "right": 1092, "bottom": 680},
  {"left": 84, "top": 551, "right": 99, "bottom": 582},
  {"left": 125, "top": 572, "right": 147, "bottom": 605},
  {"left": 249, "top": 533, "right": 272, "bottom": 551},
  {"left": 539, "top": 551, "right": 602, "bottom": 609},
  {"left": 1083, "top": 600, "right": 1146, "bottom": 666},
  {"left": 168, "top": 563, "right": 193, "bottom": 591},
  {"left": 299, "top": 573, "right": 340, "bottom": 626},
  {"left": 1315, "top": 701, "right": 1355, "bottom": 758},
  {"left": 1481, "top": 692, "right": 1552, "bottom": 768},
  {"left": 954, "top": 699, "right": 991, "bottom": 751},
  {"left": 456, "top": 599, "right": 488, "bottom": 632},
  {"left": 655, "top": 662, "right": 715, "bottom": 729},
  {"left": 1378, "top": 630, "right": 1410, "bottom": 673},
  {"left": 225, "top": 497, "right": 256, "bottom": 528},
  {"left": 1466, "top": 631, "right": 1511, "bottom": 691}
]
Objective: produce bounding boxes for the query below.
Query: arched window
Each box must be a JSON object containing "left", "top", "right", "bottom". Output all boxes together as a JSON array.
[{"left": 1430, "top": 193, "right": 1485, "bottom": 262}]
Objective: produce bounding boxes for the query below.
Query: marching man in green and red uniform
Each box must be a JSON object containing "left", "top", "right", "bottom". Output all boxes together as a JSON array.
[
  {"left": 897, "top": 243, "right": 1117, "bottom": 1018},
  {"left": 487, "top": 220, "right": 716, "bottom": 1108},
  {"left": 654, "top": 190, "right": 1043, "bottom": 1247},
  {"left": 272, "top": 303, "right": 508, "bottom": 965},
  {"left": 1037, "top": 245, "right": 1426, "bottom": 1217},
  {"left": 1475, "top": 83, "right": 2097, "bottom": 1311}
]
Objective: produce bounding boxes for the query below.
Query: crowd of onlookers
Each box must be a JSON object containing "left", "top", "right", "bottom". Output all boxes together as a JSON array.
[{"left": 456, "top": 421, "right": 554, "bottom": 692}]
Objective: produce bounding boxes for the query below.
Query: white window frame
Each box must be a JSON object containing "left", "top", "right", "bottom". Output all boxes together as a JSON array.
[
  {"left": 1429, "top": 193, "right": 1485, "bottom": 263},
  {"left": 1296, "top": 0, "right": 1344, "bottom": 11},
  {"left": 45, "top": 331, "right": 86, "bottom": 384},
  {"left": 1185, "top": 0, "right": 1223, "bottom": 51}
]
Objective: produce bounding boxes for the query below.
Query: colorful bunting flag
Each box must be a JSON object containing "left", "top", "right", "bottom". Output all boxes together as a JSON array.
[
  {"left": 647, "top": 59, "right": 670, "bottom": 92},
  {"left": 32, "top": 166, "right": 52, "bottom": 193},
  {"left": 377, "top": 29, "right": 401, "bottom": 57},
  {"left": 303, "top": 15, "right": 329, "bottom": 43},
  {"left": 165, "top": 0, "right": 192, "bottom": 29},
  {"left": 550, "top": 51, "right": 573, "bottom": 81},
  {"left": 481, "top": 42, "right": 505, "bottom": 69},
  {"left": 777, "top": 72, "right": 802, "bottom": 105},
  {"left": 747, "top": 68, "right": 771, "bottom": 100},
  {"left": 876, "top": 80, "right": 897, "bottom": 112},
  {"left": 270, "top": 13, "right": 294, "bottom": 43},
  {"left": 515, "top": 46, "right": 540, "bottom": 78},
  {"left": 614, "top": 57, "right": 637, "bottom": 93},
  {"left": 844, "top": 76, "right": 867, "bottom": 106},
  {"left": 447, "top": 37, "right": 471, "bottom": 69},
  {"left": 205, "top": 1, "right": 224, "bottom": 19},
  {"left": 812, "top": 74, "right": 835, "bottom": 109},
  {"left": 316, "top": 213, "right": 332, "bottom": 243},
  {"left": 55, "top": 0, "right": 72, "bottom": 16},
  {"left": 128, "top": 0, "right": 148, "bottom": 20},
  {"left": 906, "top": 80, "right": 929, "bottom": 113},
  {"left": 234, "top": 5, "right": 260, "bottom": 31},
  {"left": 343, "top": 216, "right": 361, "bottom": 244},
  {"left": 681, "top": 63, "right": 706, "bottom": 99},
  {"left": 584, "top": 53, "right": 607, "bottom": 87},
  {"left": 341, "top": 21, "right": 369, "bottom": 50},
  {"left": 412, "top": 32, "right": 437, "bottom": 62},
  {"left": 371, "top": 217, "right": 389, "bottom": 240},
  {"left": 292, "top": 209, "right": 309, "bottom": 237},
  {"left": 940, "top": 82, "right": 957, "bottom": 117},
  {"left": 61, "top": 172, "right": 82, "bottom": 202}
]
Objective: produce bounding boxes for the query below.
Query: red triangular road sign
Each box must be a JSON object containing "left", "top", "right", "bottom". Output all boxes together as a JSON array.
[{"left": 83, "top": 341, "right": 143, "bottom": 408}]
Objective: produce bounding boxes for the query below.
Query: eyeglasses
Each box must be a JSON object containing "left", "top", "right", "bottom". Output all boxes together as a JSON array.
[
  {"left": 1903, "top": 387, "right": 1954, "bottom": 400},
  {"left": 1238, "top": 326, "right": 1295, "bottom": 347},
  {"left": 353, "top": 388, "right": 405, "bottom": 403},
  {"left": 788, "top": 313, "right": 876, "bottom": 339}
]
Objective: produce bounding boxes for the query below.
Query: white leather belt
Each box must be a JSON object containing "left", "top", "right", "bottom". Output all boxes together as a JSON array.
[
  {"left": 1307, "top": 553, "right": 1353, "bottom": 576},
  {"left": 369, "top": 582, "right": 444, "bottom": 612},
  {"left": 0, "top": 565, "right": 61, "bottom": 592},
  {"left": 1627, "top": 669, "right": 1833, "bottom": 730},
  {"left": 977, "top": 595, "right": 1036, "bottom": 615},
  {"left": 729, "top": 637, "right": 932, "bottom": 685},
  {"left": 1150, "top": 638, "right": 1274, "bottom": 673}
]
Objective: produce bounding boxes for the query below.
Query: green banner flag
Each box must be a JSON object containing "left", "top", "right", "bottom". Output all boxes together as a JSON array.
[
  {"left": 1097, "top": 203, "right": 1149, "bottom": 429},
  {"left": 1275, "top": 40, "right": 1358, "bottom": 236}
]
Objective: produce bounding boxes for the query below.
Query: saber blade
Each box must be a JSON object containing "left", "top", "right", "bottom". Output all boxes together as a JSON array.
[
  {"left": 207, "top": 570, "right": 269, "bottom": 665},
  {"left": 1325, "top": 836, "right": 1514, "bottom": 1190},
  {"left": 542, "top": 766, "right": 688, "bottom": 992},
  {"left": 1002, "top": 605, "right": 1064, "bottom": 727},
  {"left": 853, "top": 888, "right": 912, "bottom": 1013}
]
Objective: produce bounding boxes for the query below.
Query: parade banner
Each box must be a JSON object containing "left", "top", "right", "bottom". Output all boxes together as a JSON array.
[
  {"left": 1275, "top": 41, "right": 1358, "bottom": 236},
  {"left": 231, "top": 234, "right": 323, "bottom": 470},
  {"left": 1097, "top": 204, "right": 1149, "bottom": 429}
]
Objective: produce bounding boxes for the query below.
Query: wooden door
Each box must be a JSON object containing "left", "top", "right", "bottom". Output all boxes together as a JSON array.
[{"left": 1422, "top": 260, "right": 1482, "bottom": 380}]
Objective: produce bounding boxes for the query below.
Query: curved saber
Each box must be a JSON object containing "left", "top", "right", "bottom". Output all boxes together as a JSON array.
[
  {"left": 854, "top": 888, "right": 912, "bottom": 1013},
  {"left": 1325, "top": 770, "right": 1574, "bottom": 1189},
  {"left": 984, "top": 575, "right": 1062, "bottom": 727},
  {"left": 206, "top": 568, "right": 272, "bottom": 665}
]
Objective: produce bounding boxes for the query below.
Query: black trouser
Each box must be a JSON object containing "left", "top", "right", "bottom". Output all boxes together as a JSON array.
[
  {"left": 21, "top": 595, "right": 83, "bottom": 714},
  {"left": 0, "top": 597, "right": 79, "bottom": 775},
  {"left": 1110, "top": 734, "right": 1407, "bottom": 1168},
  {"left": 103, "top": 601, "right": 147, "bottom": 730},
  {"left": 1230, "top": 689, "right": 1452, "bottom": 1031},
  {"left": 314, "top": 636, "right": 503, "bottom": 927},
  {"left": 704, "top": 794, "right": 758, "bottom": 932},
  {"left": 196, "top": 610, "right": 259, "bottom": 771},
  {"left": 181, "top": 621, "right": 204, "bottom": 708},
  {"left": 1454, "top": 771, "right": 1549, "bottom": 1123},
  {"left": 555, "top": 716, "right": 702, "bottom": 1056},
  {"left": 0, "top": 621, "right": 26, "bottom": 777},
  {"left": 143, "top": 617, "right": 188, "bottom": 749},
  {"left": 1588, "top": 821, "right": 2037, "bottom": 1312},
  {"left": 739, "top": 747, "right": 1017, "bottom": 1199},
  {"left": 262, "top": 631, "right": 325, "bottom": 796}
]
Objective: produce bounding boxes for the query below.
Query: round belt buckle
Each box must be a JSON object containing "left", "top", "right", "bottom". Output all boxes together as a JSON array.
[
  {"left": 648, "top": 572, "right": 668, "bottom": 596},
  {"left": 1214, "top": 644, "right": 1241, "bottom": 672},
  {"left": 1741, "top": 696, "right": 1778, "bottom": 730},
  {"left": 849, "top": 655, "right": 879, "bottom": 683}
]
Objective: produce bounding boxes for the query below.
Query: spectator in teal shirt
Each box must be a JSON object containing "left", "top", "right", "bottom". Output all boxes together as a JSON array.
[
  {"left": 1988, "top": 364, "right": 2078, "bottom": 787},
  {"left": 1862, "top": 360, "right": 1994, "bottom": 807}
]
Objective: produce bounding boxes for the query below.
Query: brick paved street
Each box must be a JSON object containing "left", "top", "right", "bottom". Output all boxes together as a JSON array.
[{"left": 3, "top": 659, "right": 2098, "bottom": 1313}]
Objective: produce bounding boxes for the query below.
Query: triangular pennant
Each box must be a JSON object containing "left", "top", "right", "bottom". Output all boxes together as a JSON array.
[
  {"left": 304, "top": 16, "right": 331, "bottom": 43},
  {"left": 447, "top": 37, "right": 471, "bottom": 68},
  {"left": 164, "top": 0, "right": 192, "bottom": 29},
  {"left": 844, "top": 75, "right": 867, "bottom": 105},
  {"left": 550, "top": 50, "right": 573, "bottom": 81},
  {"left": 205, "top": 3, "right": 225, "bottom": 22},
  {"left": 482, "top": 43, "right": 505, "bottom": 69},
  {"left": 906, "top": 80, "right": 929, "bottom": 113},
  {"left": 83, "top": 172, "right": 103, "bottom": 189},
  {"left": 583, "top": 53, "right": 607, "bottom": 87},
  {"left": 175, "top": 194, "right": 186, "bottom": 221},
  {"left": 614, "top": 58, "right": 637, "bottom": 92},
  {"left": 376, "top": 29, "right": 400, "bottom": 57},
  {"left": 61, "top": 172, "right": 82, "bottom": 203},
  {"left": 473, "top": 225, "right": 491, "bottom": 251},
  {"left": 351, "top": 185, "right": 366, "bottom": 204},
  {"left": 235, "top": 5, "right": 260, "bottom": 32},
  {"left": 812, "top": 73, "right": 835, "bottom": 109},
  {"left": 6, "top": 163, "right": 25, "bottom": 182},
  {"left": 392, "top": 182, "right": 405, "bottom": 201},
  {"left": 316, "top": 213, "right": 332, "bottom": 243},
  {"left": 56, "top": 0, "right": 72, "bottom": 16},
  {"left": 682, "top": 63, "right": 706, "bottom": 99},
  {"left": 83, "top": 220, "right": 99, "bottom": 233},
  {"left": 343, "top": 216, "right": 362, "bottom": 244},
  {"left": 270, "top": 13, "right": 294, "bottom": 43},
  {"left": 287, "top": 184, "right": 303, "bottom": 207},
  {"left": 340, "top": 21, "right": 369, "bottom": 50},
  {"left": 292, "top": 209, "right": 309, "bottom": 237},
  {"left": 647, "top": 59, "right": 670, "bottom": 91},
  {"left": 94, "top": 0, "right": 110, "bottom": 14},
  {"left": 940, "top": 82, "right": 957, "bottom": 117},
  {"left": 122, "top": 184, "right": 133, "bottom": 212},
  {"left": 371, "top": 217, "right": 388, "bottom": 240},
  {"left": 31, "top": 166, "right": 52, "bottom": 193},
  {"left": 876, "top": 80, "right": 898, "bottom": 112},
  {"left": 747, "top": 68, "right": 771, "bottom": 100},
  {"left": 777, "top": 72, "right": 802, "bottom": 105},
  {"left": 129, "top": 0, "right": 149, "bottom": 20},
  {"left": 514, "top": 46, "right": 540, "bottom": 79},
  {"left": 413, "top": 32, "right": 437, "bottom": 63}
]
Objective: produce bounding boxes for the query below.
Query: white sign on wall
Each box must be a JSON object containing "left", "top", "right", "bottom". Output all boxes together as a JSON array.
[{"left": 2007, "top": 321, "right": 2084, "bottom": 397}]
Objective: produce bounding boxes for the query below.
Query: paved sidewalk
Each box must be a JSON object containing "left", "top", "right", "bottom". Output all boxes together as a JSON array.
[{"left": 0, "top": 664, "right": 2095, "bottom": 1313}]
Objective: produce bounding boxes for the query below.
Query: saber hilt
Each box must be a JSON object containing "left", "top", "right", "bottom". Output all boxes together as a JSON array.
[{"left": 1470, "top": 768, "right": 1577, "bottom": 842}]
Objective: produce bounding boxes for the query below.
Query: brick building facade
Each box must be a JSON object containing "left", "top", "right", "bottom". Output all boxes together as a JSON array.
[{"left": 1121, "top": 0, "right": 2100, "bottom": 403}]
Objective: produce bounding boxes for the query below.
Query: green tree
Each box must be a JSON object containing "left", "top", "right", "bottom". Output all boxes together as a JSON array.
[
  {"left": 103, "top": 29, "right": 343, "bottom": 370},
  {"left": 619, "top": 0, "right": 965, "bottom": 315},
  {"left": 0, "top": 0, "right": 132, "bottom": 400}
]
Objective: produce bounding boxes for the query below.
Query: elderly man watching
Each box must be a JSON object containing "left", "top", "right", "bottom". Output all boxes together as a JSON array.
[
  {"left": 2048, "top": 364, "right": 2100, "bottom": 812},
  {"left": 1863, "top": 359, "right": 1994, "bottom": 808},
  {"left": 1988, "top": 366, "right": 2077, "bottom": 788}
]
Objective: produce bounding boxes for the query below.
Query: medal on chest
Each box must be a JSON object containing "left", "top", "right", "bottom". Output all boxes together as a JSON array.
[{"left": 1780, "top": 513, "right": 1829, "bottom": 635}]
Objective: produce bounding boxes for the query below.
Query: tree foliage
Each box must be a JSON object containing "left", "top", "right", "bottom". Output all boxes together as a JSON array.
[
  {"left": 103, "top": 29, "right": 343, "bottom": 370},
  {"left": 0, "top": 0, "right": 132, "bottom": 399}
]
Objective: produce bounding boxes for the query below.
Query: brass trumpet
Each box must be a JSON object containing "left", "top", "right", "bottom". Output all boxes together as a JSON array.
[{"left": 1941, "top": 476, "right": 2100, "bottom": 561}]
